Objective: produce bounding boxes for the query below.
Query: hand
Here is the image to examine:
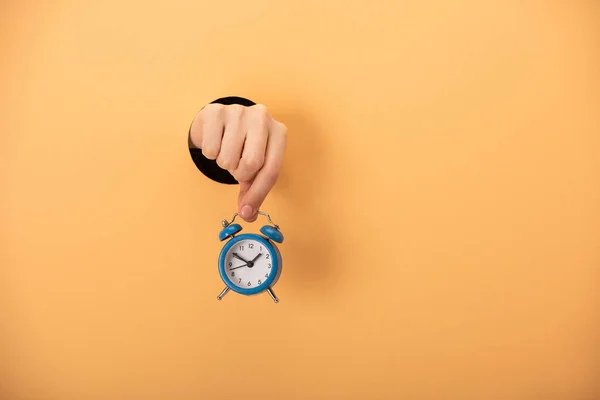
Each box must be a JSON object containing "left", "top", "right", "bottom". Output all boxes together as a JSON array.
[
  {"left": 190, "top": 103, "right": 287, "bottom": 222},
  {"left": 232, "top": 253, "right": 249, "bottom": 264},
  {"left": 230, "top": 252, "right": 262, "bottom": 270},
  {"left": 229, "top": 263, "right": 249, "bottom": 271},
  {"left": 229, "top": 253, "right": 249, "bottom": 270}
]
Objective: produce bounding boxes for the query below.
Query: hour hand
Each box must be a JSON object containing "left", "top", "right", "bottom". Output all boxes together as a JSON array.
[
  {"left": 232, "top": 253, "right": 249, "bottom": 263},
  {"left": 251, "top": 253, "right": 263, "bottom": 262}
]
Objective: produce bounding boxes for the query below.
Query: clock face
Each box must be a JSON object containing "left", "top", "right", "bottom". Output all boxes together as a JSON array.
[{"left": 223, "top": 238, "right": 275, "bottom": 289}]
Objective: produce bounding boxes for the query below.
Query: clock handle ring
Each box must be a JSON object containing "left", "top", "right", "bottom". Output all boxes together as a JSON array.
[{"left": 222, "top": 210, "right": 280, "bottom": 230}]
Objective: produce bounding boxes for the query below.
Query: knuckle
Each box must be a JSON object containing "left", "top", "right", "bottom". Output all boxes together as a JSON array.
[
  {"left": 216, "top": 154, "right": 237, "bottom": 170},
  {"left": 232, "top": 169, "right": 251, "bottom": 182},
  {"left": 249, "top": 104, "right": 270, "bottom": 130},
  {"left": 231, "top": 169, "right": 244, "bottom": 181},
  {"left": 252, "top": 103, "right": 268, "bottom": 113},
  {"left": 189, "top": 130, "right": 202, "bottom": 148},
  {"left": 204, "top": 102, "right": 225, "bottom": 115},
  {"left": 227, "top": 104, "right": 245, "bottom": 119},
  {"left": 242, "top": 154, "right": 264, "bottom": 171},
  {"left": 275, "top": 121, "right": 288, "bottom": 136},
  {"left": 202, "top": 146, "right": 218, "bottom": 160},
  {"left": 252, "top": 104, "right": 270, "bottom": 120},
  {"left": 215, "top": 155, "right": 228, "bottom": 169}
]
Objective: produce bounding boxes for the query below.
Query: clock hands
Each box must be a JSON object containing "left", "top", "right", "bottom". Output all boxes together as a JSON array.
[
  {"left": 229, "top": 263, "right": 249, "bottom": 271},
  {"left": 232, "top": 253, "right": 249, "bottom": 263},
  {"left": 230, "top": 252, "right": 263, "bottom": 270}
]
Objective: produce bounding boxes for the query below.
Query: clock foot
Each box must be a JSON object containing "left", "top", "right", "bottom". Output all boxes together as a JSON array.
[
  {"left": 217, "top": 287, "right": 230, "bottom": 300},
  {"left": 266, "top": 287, "right": 279, "bottom": 303}
]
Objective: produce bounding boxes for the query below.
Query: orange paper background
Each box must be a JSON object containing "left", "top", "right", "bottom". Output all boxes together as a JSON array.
[{"left": 1, "top": 1, "right": 599, "bottom": 399}]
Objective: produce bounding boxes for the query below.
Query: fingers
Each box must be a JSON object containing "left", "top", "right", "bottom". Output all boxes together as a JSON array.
[
  {"left": 189, "top": 108, "right": 203, "bottom": 148},
  {"left": 238, "top": 119, "right": 287, "bottom": 220},
  {"left": 216, "top": 105, "right": 246, "bottom": 171},
  {"left": 232, "top": 105, "right": 269, "bottom": 182},
  {"left": 189, "top": 103, "right": 225, "bottom": 159}
]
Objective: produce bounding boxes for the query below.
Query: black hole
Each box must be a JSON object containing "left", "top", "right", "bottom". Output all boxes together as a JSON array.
[{"left": 188, "top": 96, "right": 256, "bottom": 184}]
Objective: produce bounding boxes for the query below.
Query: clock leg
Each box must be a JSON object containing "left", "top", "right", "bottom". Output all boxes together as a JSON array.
[
  {"left": 217, "top": 287, "right": 230, "bottom": 300},
  {"left": 266, "top": 287, "right": 279, "bottom": 303}
]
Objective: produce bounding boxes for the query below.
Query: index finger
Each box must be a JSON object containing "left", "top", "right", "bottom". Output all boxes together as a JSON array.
[{"left": 238, "top": 120, "right": 287, "bottom": 220}]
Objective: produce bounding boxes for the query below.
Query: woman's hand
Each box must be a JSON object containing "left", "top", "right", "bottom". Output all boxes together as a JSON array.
[{"left": 190, "top": 103, "right": 287, "bottom": 222}]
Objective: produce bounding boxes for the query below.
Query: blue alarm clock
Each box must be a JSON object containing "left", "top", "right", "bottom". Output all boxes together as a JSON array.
[{"left": 216, "top": 211, "right": 284, "bottom": 303}]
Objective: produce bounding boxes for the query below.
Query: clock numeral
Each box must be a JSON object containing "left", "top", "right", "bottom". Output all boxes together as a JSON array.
[
  {"left": 265, "top": 273, "right": 269, "bottom": 278},
  {"left": 238, "top": 278, "right": 242, "bottom": 283},
  {"left": 267, "top": 263, "right": 271, "bottom": 269},
  {"left": 266, "top": 254, "right": 270, "bottom": 259},
  {"left": 260, "top": 246, "right": 263, "bottom": 251},
  {"left": 239, "top": 245, "right": 244, "bottom": 251},
  {"left": 231, "top": 272, "right": 235, "bottom": 277},
  {"left": 249, "top": 243, "right": 254, "bottom": 249},
  {"left": 258, "top": 279, "right": 262, "bottom": 285},
  {"left": 228, "top": 262, "right": 232, "bottom": 267},
  {"left": 247, "top": 281, "right": 251, "bottom": 286}
]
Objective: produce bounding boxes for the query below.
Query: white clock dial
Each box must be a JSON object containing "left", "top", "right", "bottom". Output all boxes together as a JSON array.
[{"left": 224, "top": 239, "right": 274, "bottom": 288}]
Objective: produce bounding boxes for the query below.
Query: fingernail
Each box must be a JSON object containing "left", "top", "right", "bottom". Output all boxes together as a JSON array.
[{"left": 241, "top": 205, "right": 253, "bottom": 219}]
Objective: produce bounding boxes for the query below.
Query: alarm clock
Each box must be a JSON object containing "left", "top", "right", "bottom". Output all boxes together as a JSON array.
[{"left": 216, "top": 211, "right": 284, "bottom": 303}]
